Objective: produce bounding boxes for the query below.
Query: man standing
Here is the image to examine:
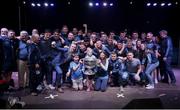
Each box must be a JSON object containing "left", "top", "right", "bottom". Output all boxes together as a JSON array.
[
  {"left": 17, "top": 31, "right": 29, "bottom": 90},
  {"left": 159, "top": 30, "right": 176, "bottom": 85},
  {"left": 28, "top": 34, "right": 41, "bottom": 96}
]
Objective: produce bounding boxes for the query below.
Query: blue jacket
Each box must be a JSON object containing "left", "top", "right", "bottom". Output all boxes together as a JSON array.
[
  {"left": 18, "top": 40, "right": 28, "bottom": 60},
  {"left": 28, "top": 43, "right": 41, "bottom": 65},
  {"left": 93, "top": 45, "right": 111, "bottom": 58},
  {"left": 146, "top": 40, "right": 159, "bottom": 51},
  {"left": 160, "top": 36, "right": 173, "bottom": 58},
  {"left": 0, "top": 37, "right": 14, "bottom": 63},
  {"left": 142, "top": 52, "right": 159, "bottom": 65},
  {"left": 108, "top": 58, "right": 125, "bottom": 74},
  {"left": 50, "top": 41, "right": 68, "bottom": 65}
]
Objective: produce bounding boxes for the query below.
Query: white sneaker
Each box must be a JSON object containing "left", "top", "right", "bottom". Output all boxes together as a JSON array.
[
  {"left": 146, "top": 85, "right": 154, "bottom": 89},
  {"left": 48, "top": 84, "right": 55, "bottom": 90},
  {"left": 146, "top": 84, "right": 151, "bottom": 87},
  {"left": 155, "top": 79, "right": 158, "bottom": 84},
  {"left": 36, "top": 85, "right": 43, "bottom": 91},
  {"left": 119, "top": 86, "right": 124, "bottom": 92}
]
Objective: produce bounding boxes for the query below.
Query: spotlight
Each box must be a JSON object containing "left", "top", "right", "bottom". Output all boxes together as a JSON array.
[
  {"left": 147, "top": 3, "right": 151, "bottom": 6},
  {"left": 95, "top": 3, "right": 99, "bottom": 6},
  {"left": 89, "top": 2, "right": 93, "bottom": 7},
  {"left": 50, "top": 3, "right": 54, "bottom": 6},
  {"left": 153, "top": 3, "right": 157, "bottom": 6},
  {"left": 37, "top": 3, "right": 41, "bottom": 7},
  {"left": 130, "top": 1, "right": 133, "bottom": 5},
  {"left": 68, "top": 2, "right": 71, "bottom": 5},
  {"left": 110, "top": 3, "right": 113, "bottom": 6},
  {"left": 23, "top": 1, "right": 26, "bottom": 4},
  {"left": 31, "top": 3, "right": 35, "bottom": 7},
  {"left": 103, "top": 2, "right": 107, "bottom": 7},
  {"left": 161, "top": 3, "right": 165, "bottom": 6},
  {"left": 167, "top": 3, "right": 172, "bottom": 6},
  {"left": 44, "top": 3, "right": 49, "bottom": 7},
  {"left": 175, "top": 2, "right": 178, "bottom": 5}
]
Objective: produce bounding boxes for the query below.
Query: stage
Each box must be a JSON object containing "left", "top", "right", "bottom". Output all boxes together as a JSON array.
[{"left": 9, "top": 68, "right": 180, "bottom": 109}]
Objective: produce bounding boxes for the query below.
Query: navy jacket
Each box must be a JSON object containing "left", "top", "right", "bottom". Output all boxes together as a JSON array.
[
  {"left": 17, "top": 40, "right": 29, "bottom": 61},
  {"left": 0, "top": 39, "right": 3, "bottom": 71},
  {"left": 160, "top": 36, "right": 173, "bottom": 58},
  {"left": 108, "top": 58, "right": 125, "bottom": 74},
  {"left": 28, "top": 43, "right": 41, "bottom": 66}
]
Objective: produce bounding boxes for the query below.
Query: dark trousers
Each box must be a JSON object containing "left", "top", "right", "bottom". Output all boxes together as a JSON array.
[
  {"left": 111, "top": 73, "right": 120, "bottom": 86},
  {"left": 29, "top": 66, "right": 41, "bottom": 93},
  {"left": 160, "top": 57, "right": 176, "bottom": 83},
  {"left": 40, "top": 60, "right": 52, "bottom": 85},
  {"left": 61, "top": 61, "right": 71, "bottom": 83}
]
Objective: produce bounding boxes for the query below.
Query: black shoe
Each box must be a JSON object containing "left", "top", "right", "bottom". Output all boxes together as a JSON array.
[
  {"left": 8, "top": 79, "right": 15, "bottom": 87},
  {"left": 170, "top": 82, "right": 176, "bottom": 86},
  {"left": 101, "top": 90, "right": 106, "bottom": 92},
  {"left": 161, "top": 79, "right": 169, "bottom": 84},
  {"left": 18, "top": 87, "right": 24, "bottom": 91},
  {"left": 110, "top": 83, "right": 115, "bottom": 87}
]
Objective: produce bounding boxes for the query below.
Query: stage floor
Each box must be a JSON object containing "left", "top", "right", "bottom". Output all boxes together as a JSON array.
[{"left": 10, "top": 68, "right": 180, "bottom": 109}]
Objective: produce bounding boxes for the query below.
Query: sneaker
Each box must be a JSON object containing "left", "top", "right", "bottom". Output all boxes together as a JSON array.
[
  {"left": 146, "top": 85, "right": 154, "bottom": 89},
  {"left": 119, "top": 86, "right": 124, "bottom": 92},
  {"left": 36, "top": 85, "right": 43, "bottom": 91},
  {"left": 146, "top": 84, "right": 151, "bottom": 87},
  {"left": 86, "top": 88, "right": 90, "bottom": 92},
  {"left": 155, "top": 79, "right": 158, "bottom": 84},
  {"left": 57, "top": 88, "right": 64, "bottom": 93},
  {"left": 48, "top": 84, "right": 55, "bottom": 90}
]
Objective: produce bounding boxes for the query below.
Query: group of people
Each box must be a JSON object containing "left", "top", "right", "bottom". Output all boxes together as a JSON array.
[{"left": 0, "top": 25, "right": 176, "bottom": 96}]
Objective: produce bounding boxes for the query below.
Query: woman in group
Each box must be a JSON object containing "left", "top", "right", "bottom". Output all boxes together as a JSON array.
[{"left": 95, "top": 51, "right": 109, "bottom": 92}]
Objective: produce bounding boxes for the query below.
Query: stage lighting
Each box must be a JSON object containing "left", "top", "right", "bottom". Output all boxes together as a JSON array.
[
  {"left": 37, "top": 3, "right": 41, "bottom": 7},
  {"left": 167, "top": 3, "right": 172, "bottom": 6},
  {"left": 153, "top": 3, "right": 157, "bottom": 6},
  {"left": 103, "top": 2, "right": 107, "bottom": 7},
  {"left": 50, "top": 3, "right": 54, "bottom": 6},
  {"left": 147, "top": 3, "right": 151, "bottom": 6},
  {"left": 130, "top": 1, "right": 133, "bottom": 5},
  {"left": 175, "top": 2, "right": 178, "bottom": 5},
  {"left": 31, "top": 3, "right": 35, "bottom": 7},
  {"left": 68, "top": 2, "right": 71, "bottom": 5},
  {"left": 44, "top": 3, "right": 49, "bottom": 7},
  {"left": 23, "top": 1, "right": 26, "bottom": 4},
  {"left": 95, "top": 3, "right": 99, "bottom": 6},
  {"left": 161, "top": 3, "right": 165, "bottom": 6},
  {"left": 89, "top": 2, "right": 93, "bottom": 7},
  {"left": 110, "top": 3, "right": 113, "bottom": 6}
]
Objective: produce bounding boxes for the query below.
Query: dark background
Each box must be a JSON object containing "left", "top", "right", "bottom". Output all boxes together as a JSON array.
[
  {"left": 0, "top": 0, "right": 180, "bottom": 65},
  {"left": 0, "top": 0, "right": 179, "bottom": 35}
]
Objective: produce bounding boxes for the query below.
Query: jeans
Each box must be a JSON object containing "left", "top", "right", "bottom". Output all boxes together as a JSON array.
[
  {"left": 145, "top": 62, "right": 159, "bottom": 85},
  {"left": 95, "top": 75, "right": 108, "bottom": 91},
  {"left": 40, "top": 60, "right": 53, "bottom": 85},
  {"left": 54, "top": 65, "right": 63, "bottom": 88}
]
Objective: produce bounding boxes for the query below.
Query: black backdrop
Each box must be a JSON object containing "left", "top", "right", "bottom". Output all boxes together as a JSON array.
[{"left": 0, "top": 0, "right": 179, "bottom": 44}]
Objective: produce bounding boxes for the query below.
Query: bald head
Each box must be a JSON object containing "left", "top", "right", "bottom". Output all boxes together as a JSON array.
[{"left": 31, "top": 34, "right": 40, "bottom": 43}]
